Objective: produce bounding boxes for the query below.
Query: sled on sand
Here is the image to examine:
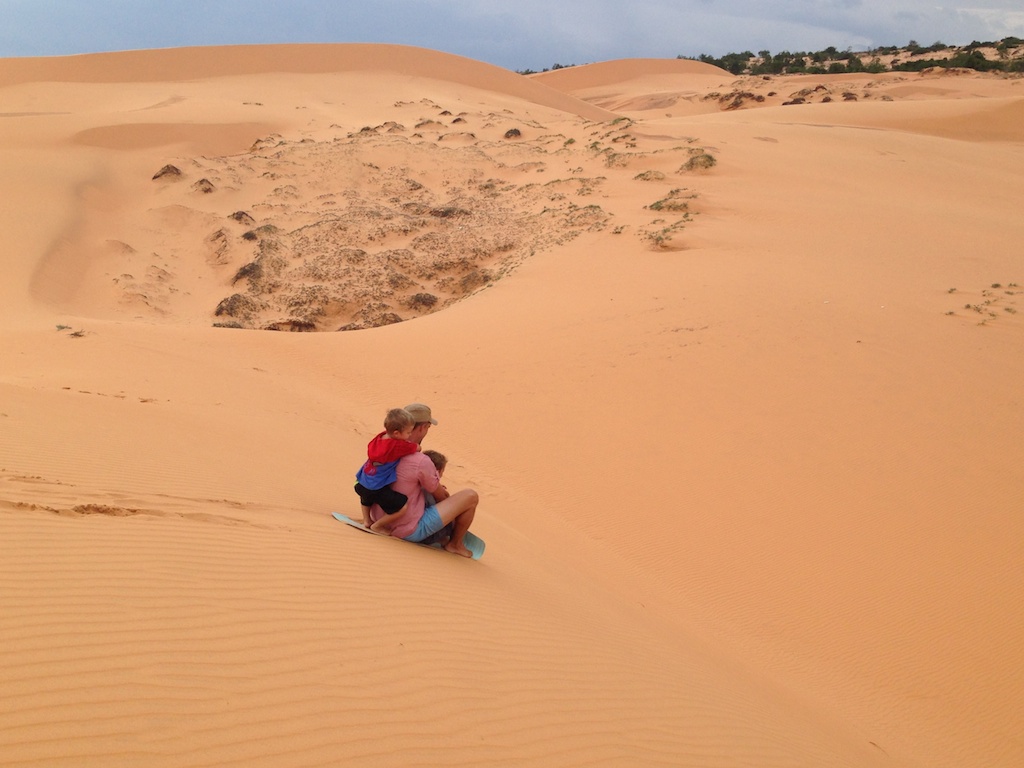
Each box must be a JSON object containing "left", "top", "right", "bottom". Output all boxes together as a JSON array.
[{"left": 332, "top": 512, "right": 485, "bottom": 560}]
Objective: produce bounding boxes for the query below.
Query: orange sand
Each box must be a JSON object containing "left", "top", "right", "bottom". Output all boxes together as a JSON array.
[{"left": 1, "top": 45, "right": 1022, "bottom": 767}]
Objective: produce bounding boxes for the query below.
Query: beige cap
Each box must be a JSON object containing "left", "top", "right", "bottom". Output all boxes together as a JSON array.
[{"left": 404, "top": 402, "right": 438, "bottom": 425}]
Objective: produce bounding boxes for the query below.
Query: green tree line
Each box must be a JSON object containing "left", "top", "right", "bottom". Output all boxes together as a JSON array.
[{"left": 686, "top": 37, "right": 1024, "bottom": 75}]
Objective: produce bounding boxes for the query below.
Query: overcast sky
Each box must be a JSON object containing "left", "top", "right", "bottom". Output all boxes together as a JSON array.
[{"left": 2, "top": 1, "right": 1023, "bottom": 71}]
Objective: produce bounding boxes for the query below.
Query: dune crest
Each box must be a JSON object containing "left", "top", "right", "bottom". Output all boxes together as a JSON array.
[
  {"left": 532, "top": 57, "right": 731, "bottom": 87},
  {"left": 0, "top": 43, "right": 616, "bottom": 122}
]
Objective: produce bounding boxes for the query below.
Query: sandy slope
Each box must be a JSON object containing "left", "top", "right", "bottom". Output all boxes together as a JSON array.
[{"left": 1, "top": 44, "right": 1022, "bottom": 767}]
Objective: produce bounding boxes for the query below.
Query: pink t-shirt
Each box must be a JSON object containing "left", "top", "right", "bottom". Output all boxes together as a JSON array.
[{"left": 369, "top": 451, "right": 440, "bottom": 539}]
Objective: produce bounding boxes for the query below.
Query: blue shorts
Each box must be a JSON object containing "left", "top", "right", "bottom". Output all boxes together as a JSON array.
[{"left": 406, "top": 505, "right": 444, "bottom": 542}]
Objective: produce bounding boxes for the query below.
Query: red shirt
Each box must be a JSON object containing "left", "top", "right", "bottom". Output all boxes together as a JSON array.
[{"left": 364, "top": 432, "right": 418, "bottom": 468}]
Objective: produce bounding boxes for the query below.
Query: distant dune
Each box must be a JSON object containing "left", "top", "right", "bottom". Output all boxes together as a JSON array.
[
  {"left": 1, "top": 43, "right": 1022, "bottom": 768},
  {"left": 531, "top": 56, "right": 730, "bottom": 87},
  {"left": 0, "top": 43, "right": 617, "bottom": 122}
]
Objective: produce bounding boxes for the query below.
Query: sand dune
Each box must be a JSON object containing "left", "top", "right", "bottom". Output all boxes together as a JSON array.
[
  {"left": 537, "top": 61, "right": 1024, "bottom": 125},
  {"left": 0, "top": 44, "right": 615, "bottom": 122},
  {"left": 1, "top": 45, "right": 1022, "bottom": 767}
]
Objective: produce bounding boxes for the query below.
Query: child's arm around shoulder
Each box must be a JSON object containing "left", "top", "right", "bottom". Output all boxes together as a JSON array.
[{"left": 395, "top": 438, "right": 420, "bottom": 457}]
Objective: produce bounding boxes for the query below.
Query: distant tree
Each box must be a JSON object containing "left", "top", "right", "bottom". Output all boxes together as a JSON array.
[
  {"left": 892, "top": 48, "right": 1001, "bottom": 72},
  {"left": 750, "top": 50, "right": 774, "bottom": 75},
  {"left": 679, "top": 37, "right": 1023, "bottom": 78},
  {"left": 786, "top": 54, "right": 808, "bottom": 73},
  {"left": 949, "top": 49, "right": 1002, "bottom": 71},
  {"left": 683, "top": 50, "right": 756, "bottom": 75},
  {"left": 722, "top": 51, "right": 754, "bottom": 74},
  {"left": 892, "top": 59, "right": 927, "bottom": 72}
]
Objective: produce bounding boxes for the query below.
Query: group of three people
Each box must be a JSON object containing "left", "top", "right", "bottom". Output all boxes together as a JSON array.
[{"left": 353, "top": 402, "right": 480, "bottom": 558}]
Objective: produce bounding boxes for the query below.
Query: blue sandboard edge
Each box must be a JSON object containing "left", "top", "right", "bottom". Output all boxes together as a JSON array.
[{"left": 332, "top": 512, "right": 484, "bottom": 560}]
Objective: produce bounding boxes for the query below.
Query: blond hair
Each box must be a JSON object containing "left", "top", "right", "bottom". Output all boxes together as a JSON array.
[{"left": 383, "top": 407, "right": 415, "bottom": 434}]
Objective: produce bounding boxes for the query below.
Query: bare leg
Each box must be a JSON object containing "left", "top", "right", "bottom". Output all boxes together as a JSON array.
[
  {"left": 433, "top": 489, "right": 479, "bottom": 557},
  {"left": 360, "top": 505, "right": 372, "bottom": 527},
  {"left": 446, "top": 506, "right": 475, "bottom": 557}
]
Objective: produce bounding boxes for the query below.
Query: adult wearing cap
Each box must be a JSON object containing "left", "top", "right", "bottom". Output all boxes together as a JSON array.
[{"left": 367, "top": 402, "right": 479, "bottom": 557}]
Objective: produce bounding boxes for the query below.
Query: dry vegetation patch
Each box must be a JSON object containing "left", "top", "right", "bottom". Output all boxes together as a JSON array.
[
  {"left": 945, "top": 282, "right": 1021, "bottom": 326},
  {"left": 194, "top": 134, "right": 613, "bottom": 330},
  {"left": 76, "top": 102, "right": 717, "bottom": 330}
]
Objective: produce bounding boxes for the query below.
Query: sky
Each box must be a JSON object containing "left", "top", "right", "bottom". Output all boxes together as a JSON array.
[{"left": 2, "top": 0, "right": 1023, "bottom": 71}]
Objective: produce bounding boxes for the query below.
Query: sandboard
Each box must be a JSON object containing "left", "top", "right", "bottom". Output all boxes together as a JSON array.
[{"left": 332, "top": 512, "right": 485, "bottom": 560}]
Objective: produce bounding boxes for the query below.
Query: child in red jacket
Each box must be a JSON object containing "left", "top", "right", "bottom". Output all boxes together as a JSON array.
[{"left": 353, "top": 408, "right": 419, "bottom": 526}]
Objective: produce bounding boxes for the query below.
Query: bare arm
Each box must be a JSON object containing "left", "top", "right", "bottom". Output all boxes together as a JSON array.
[
  {"left": 370, "top": 506, "right": 407, "bottom": 534},
  {"left": 432, "top": 482, "right": 450, "bottom": 502}
]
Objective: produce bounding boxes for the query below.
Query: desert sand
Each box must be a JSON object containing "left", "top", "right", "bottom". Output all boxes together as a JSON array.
[{"left": 1, "top": 43, "right": 1022, "bottom": 767}]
